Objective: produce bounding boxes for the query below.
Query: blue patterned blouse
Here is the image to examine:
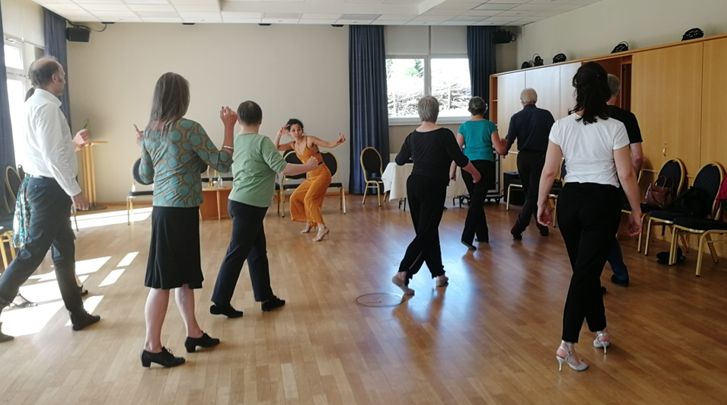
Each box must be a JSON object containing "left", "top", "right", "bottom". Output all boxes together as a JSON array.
[{"left": 139, "top": 118, "right": 232, "bottom": 207}]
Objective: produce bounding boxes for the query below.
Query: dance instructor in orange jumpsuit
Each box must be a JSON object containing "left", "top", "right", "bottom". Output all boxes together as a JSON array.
[{"left": 275, "top": 119, "right": 346, "bottom": 241}]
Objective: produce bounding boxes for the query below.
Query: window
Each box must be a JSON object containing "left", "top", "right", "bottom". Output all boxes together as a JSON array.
[
  {"left": 4, "top": 39, "right": 30, "bottom": 162},
  {"left": 385, "top": 26, "right": 470, "bottom": 123},
  {"left": 386, "top": 58, "right": 425, "bottom": 119}
]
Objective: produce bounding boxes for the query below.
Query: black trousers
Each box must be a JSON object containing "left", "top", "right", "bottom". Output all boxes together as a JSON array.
[
  {"left": 211, "top": 200, "right": 274, "bottom": 305},
  {"left": 556, "top": 183, "right": 621, "bottom": 343},
  {"left": 514, "top": 150, "right": 546, "bottom": 232},
  {"left": 398, "top": 175, "right": 447, "bottom": 280},
  {"left": 461, "top": 160, "right": 495, "bottom": 244},
  {"left": 0, "top": 177, "right": 83, "bottom": 314}
]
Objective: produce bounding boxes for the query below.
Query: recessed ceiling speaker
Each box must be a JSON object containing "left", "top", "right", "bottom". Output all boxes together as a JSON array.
[
  {"left": 493, "top": 29, "right": 515, "bottom": 44},
  {"left": 66, "top": 26, "right": 90, "bottom": 42}
]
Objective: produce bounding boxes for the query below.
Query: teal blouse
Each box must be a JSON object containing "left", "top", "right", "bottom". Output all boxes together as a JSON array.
[
  {"left": 139, "top": 118, "right": 232, "bottom": 207},
  {"left": 458, "top": 119, "right": 498, "bottom": 161}
]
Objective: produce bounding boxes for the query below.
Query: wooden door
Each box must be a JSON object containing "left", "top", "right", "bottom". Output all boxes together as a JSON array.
[
  {"left": 701, "top": 38, "right": 727, "bottom": 168},
  {"left": 631, "top": 43, "right": 703, "bottom": 176}
]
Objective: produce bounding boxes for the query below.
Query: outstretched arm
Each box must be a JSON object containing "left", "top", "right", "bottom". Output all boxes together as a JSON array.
[{"left": 309, "top": 133, "right": 346, "bottom": 148}]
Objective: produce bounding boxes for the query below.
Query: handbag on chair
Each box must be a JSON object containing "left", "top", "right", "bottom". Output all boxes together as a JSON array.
[{"left": 644, "top": 176, "right": 674, "bottom": 209}]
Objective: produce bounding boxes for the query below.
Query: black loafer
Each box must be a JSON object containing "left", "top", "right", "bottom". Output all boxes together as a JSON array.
[
  {"left": 261, "top": 296, "right": 286, "bottom": 312},
  {"left": 210, "top": 304, "right": 243, "bottom": 318},
  {"left": 610, "top": 274, "right": 630, "bottom": 287},
  {"left": 70, "top": 311, "right": 101, "bottom": 331}
]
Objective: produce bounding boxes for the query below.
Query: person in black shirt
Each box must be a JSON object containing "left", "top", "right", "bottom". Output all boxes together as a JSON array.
[
  {"left": 504, "top": 88, "right": 555, "bottom": 240},
  {"left": 604, "top": 74, "right": 644, "bottom": 287},
  {"left": 391, "top": 96, "right": 481, "bottom": 297}
]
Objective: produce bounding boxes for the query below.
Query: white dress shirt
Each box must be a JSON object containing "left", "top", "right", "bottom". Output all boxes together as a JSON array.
[{"left": 21, "top": 88, "right": 81, "bottom": 197}]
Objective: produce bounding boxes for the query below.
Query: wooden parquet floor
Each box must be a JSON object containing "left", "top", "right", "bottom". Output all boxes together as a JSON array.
[{"left": 2, "top": 198, "right": 727, "bottom": 404}]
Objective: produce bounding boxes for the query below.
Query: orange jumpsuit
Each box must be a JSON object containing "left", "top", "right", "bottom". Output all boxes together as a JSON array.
[{"left": 290, "top": 144, "right": 331, "bottom": 226}]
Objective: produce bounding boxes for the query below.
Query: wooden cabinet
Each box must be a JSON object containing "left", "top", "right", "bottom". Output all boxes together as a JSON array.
[
  {"left": 701, "top": 38, "right": 727, "bottom": 167},
  {"left": 559, "top": 63, "right": 580, "bottom": 117},
  {"left": 631, "top": 42, "right": 703, "bottom": 175},
  {"left": 525, "top": 67, "right": 561, "bottom": 119}
]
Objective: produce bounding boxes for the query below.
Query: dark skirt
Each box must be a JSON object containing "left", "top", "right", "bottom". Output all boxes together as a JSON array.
[{"left": 144, "top": 206, "right": 203, "bottom": 289}]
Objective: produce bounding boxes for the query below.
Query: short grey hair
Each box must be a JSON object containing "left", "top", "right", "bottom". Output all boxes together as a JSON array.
[
  {"left": 417, "top": 96, "right": 439, "bottom": 122},
  {"left": 607, "top": 74, "right": 621, "bottom": 97},
  {"left": 520, "top": 88, "right": 537, "bottom": 105}
]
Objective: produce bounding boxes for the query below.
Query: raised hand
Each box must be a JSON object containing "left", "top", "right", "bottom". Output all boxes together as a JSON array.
[
  {"left": 134, "top": 124, "right": 143, "bottom": 145},
  {"left": 336, "top": 132, "right": 346, "bottom": 145},
  {"left": 277, "top": 126, "right": 290, "bottom": 138},
  {"left": 220, "top": 106, "right": 238, "bottom": 128}
]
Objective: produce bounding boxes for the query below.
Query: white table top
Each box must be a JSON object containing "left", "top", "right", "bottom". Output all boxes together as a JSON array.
[{"left": 381, "top": 162, "right": 468, "bottom": 201}]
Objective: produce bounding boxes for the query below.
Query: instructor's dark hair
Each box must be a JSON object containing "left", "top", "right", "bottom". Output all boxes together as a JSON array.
[
  {"left": 572, "top": 62, "right": 611, "bottom": 124},
  {"left": 285, "top": 118, "right": 304, "bottom": 130}
]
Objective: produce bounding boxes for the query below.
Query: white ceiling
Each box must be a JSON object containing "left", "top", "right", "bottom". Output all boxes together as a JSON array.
[{"left": 33, "top": 0, "right": 603, "bottom": 26}]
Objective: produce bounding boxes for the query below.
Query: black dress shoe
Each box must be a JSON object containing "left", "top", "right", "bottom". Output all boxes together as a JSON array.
[
  {"left": 461, "top": 240, "right": 477, "bottom": 251},
  {"left": 210, "top": 304, "right": 243, "bottom": 318},
  {"left": 510, "top": 226, "right": 523, "bottom": 241},
  {"left": 70, "top": 311, "right": 101, "bottom": 331},
  {"left": 0, "top": 323, "right": 13, "bottom": 343},
  {"left": 610, "top": 274, "right": 630, "bottom": 287},
  {"left": 141, "top": 347, "right": 185, "bottom": 368},
  {"left": 261, "top": 296, "right": 286, "bottom": 312},
  {"left": 185, "top": 332, "right": 220, "bottom": 353},
  {"left": 537, "top": 225, "right": 550, "bottom": 236}
]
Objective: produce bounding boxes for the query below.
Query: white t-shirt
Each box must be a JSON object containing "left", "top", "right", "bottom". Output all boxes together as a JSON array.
[{"left": 549, "top": 113, "right": 629, "bottom": 188}]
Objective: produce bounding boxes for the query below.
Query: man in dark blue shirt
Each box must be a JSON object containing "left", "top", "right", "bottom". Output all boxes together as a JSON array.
[{"left": 504, "top": 88, "right": 555, "bottom": 240}]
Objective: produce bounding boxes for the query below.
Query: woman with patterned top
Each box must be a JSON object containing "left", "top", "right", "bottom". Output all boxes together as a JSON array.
[
  {"left": 274, "top": 118, "right": 346, "bottom": 242},
  {"left": 136, "top": 72, "right": 236, "bottom": 368}
]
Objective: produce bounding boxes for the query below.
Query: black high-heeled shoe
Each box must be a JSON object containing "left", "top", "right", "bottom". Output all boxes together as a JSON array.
[
  {"left": 141, "top": 347, "right": 185, "bottom": 368},
  {"left": 184, "top": 332, "right": 220, "bottom": 353}
]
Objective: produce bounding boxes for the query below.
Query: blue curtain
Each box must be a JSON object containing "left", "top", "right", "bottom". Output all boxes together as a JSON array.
[
  {"left": 467, "top": 26, "right": 497, "bottom": 116},
  {"left": 0, "top": 2, "right": 16, "bottom": 190},
  {"left": 43, "top": 8, "right": 72, "bottom": 125},
  {"left": 348, "top": 25, "right": 389, "bottom": 194}
]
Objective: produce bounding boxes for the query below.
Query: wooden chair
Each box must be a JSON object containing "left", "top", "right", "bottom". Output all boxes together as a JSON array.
[
  {"left": 644, "top": 162, "right": 724, "bottom": 256},
  {"left": 360, "top": 147, "right": 384, "bottom": 207},
  {"left": 127, "top": 159, "right": 154, "bottom": 225}
]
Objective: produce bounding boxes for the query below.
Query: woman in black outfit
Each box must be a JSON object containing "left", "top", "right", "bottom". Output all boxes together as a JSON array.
[{"left": 391, "top": 96, "right": 482, "bottom": 296}]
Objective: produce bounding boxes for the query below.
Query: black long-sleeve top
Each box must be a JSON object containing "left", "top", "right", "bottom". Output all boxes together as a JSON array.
[
  {"left": 505, "top": 104, "right": 555, "bottom": 153},
  {"left": 396, "top": 128, "right": 469, "bottom": 184}
]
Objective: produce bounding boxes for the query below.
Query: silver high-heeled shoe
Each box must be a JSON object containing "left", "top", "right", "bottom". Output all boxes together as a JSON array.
[
  {"left": 592, "top": 330, "right": 611, "bottom": 354},
  {"left": 556, "top": 342, "right": 588, "bottom": 372},
  {"left": 313, "top": 225, "right": 329, "bottom": 241}
]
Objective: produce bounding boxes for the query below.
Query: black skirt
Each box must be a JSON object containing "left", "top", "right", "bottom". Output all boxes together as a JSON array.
[{"left": 145, "top": 206, "right": 203, "bottom": 289}]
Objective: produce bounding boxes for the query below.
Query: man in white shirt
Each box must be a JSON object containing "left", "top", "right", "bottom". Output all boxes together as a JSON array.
[{"left": 0, "top": 57, "right": 100, "bottom": 342}]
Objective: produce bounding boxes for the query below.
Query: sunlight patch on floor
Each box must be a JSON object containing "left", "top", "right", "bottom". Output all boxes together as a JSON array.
[
  {"left": 28, "top": 256, "right": 110, "bottom": 283},
  {"left": 0, "top": 301, "right": 64, "bottom": 336},
  {"left": 117, "top": 252, "right": 139, "bottom": 268},
  {"left": 99, "top": 269, "right": 125, "bottom": 287},
  {"left": 76, "top": 208, "right": 151, "bottom": 229}
]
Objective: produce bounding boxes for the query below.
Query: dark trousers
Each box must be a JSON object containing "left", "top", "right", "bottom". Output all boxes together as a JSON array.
[
  {"left": 556, "top": 183, "right": 621, "bottom": 343},
  {"left": 212, "top": 200, "right": 273, "bottom": 305},
  {"left": 606, "top": 238, "right": 629, "bottom": 281},
  {"left": 461, "top": 160, "right": 495, "bottom": 243},
  {"left": 514, "top": 151, "right": 546, "bottom": 232},
  {"left": 0, "top": 177, "right": 83, "bottom": 314},
  {"left": 399, "top": 175, "right": 447, "bottom": 280}
]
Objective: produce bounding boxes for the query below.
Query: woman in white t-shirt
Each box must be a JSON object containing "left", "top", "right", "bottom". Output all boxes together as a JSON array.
[{"left": 536, "top": 62, "right": 642, "bottom": 372}]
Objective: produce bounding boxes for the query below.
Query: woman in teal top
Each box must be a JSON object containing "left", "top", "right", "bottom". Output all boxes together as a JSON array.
[
  {"left": 210, "top": 100, "right": 318, "bottom": 319},
  {"left": 456, "top": 97, "right": 507, "bottom": 250},
  {"left": 137, "top": 72, "right": 236, "bottom": 368}
]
